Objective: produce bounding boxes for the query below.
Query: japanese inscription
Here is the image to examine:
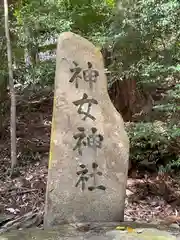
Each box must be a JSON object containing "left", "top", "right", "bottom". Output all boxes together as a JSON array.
[
  {"left": 69, "top": 61, "right": 82, "bottom": 88},
  {"left": 75, "top": 164, "right": 89, "bottom": 191},
  {"left": 73, "top": 93, "right": 98, "bottom": 121},
  {"left": 69, "top": 60, "right": 106, "bottom": 192},
  {"left": 75, "top": 162, "right": 106, "bottom": 191},
  {"left": 73, "top": 127, "right": 87, "bottom": 156},
  {"left": 73, "top": 127, "right": 104, "bottom": 155},
  {"left": 88, "top": 162, "right": 106, "bottom": 191},
  {"left": 83, "top": 62, "right": 99, "bottom": 89},
  {"left": 87, "top": 127, "right": 104, "bottom": 148},
  {"left": 69, "top": 61, "right": 99, "bottom": 90}
]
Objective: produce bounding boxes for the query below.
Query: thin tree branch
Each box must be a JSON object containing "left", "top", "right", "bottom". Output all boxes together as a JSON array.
[{"left": 4, "top": 0, "right": 17, "bottom": 168}]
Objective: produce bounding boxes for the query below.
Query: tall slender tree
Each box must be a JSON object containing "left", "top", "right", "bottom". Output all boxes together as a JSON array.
[{"left": 4, "top": 0, "right": 17, "bottom": 169}]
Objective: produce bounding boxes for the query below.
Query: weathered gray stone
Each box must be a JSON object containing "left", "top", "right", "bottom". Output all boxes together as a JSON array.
[
  {"left": 169, "top": 224, "right": 180, "bottom": 229},
  {"left": 106, "top": 228, "right": 177, "bottom": 240},
  {"left": 0, "top": 225, "right": 179, "bottom": 240},
  {"left": 44, "top": 32, "right": 129, "bottom": 228}
]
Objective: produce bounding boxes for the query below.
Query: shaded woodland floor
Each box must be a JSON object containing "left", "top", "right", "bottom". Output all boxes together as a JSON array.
[{"left": 0, "top": 89, "right": 180, "bottom": 229}]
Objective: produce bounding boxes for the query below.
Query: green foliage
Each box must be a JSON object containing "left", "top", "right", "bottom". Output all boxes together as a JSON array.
[
  {"left": 9, "top": 0, "right": 113, "bottom": 88},
  {"left": 12, "top": 0, "right": 113, "bottom": 47},
  {"left": 128, "top": 122, "right": 169, "bottom": 162},
  {"left": 127, "top": 121, "right": 179, "bottom": 171},
  {"left": 159, "top": 157, "right": 180, "bottom": 174},
  {"left": 109, "top": 0, "right": 180, "bottom": 79},
  {"left": 14, "top": 61, "right": 56, "bottom": 90},
  {"left": 108, "top": 0, "right": 180, "bottom": 170}
]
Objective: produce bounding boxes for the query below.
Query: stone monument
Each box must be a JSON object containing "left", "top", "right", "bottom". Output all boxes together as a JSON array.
[{"left": 44, "top": 32, "right": 129, "bottom": 228}]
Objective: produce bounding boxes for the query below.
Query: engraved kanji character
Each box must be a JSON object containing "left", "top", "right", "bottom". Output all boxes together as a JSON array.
[
  {"left": 69, "top": 61, "right": 82, "bottom": 88},
  {"left": 73, "top": 127, "right": 87, "bottom": 156},
  {"left": 75, "top": 164, "right": 89, "bottom": 191},
  {"left": 83, "top": 62, "right": 99, "bottom": 89},
  {"left": 73, "top": 93, "right": 98, "bottom": 121},
  {"left": 87, "top": 127, "right": 104, "bottom": 149},
  {"left": 88, "top": 162, "right": 106, "bottom": 191}
]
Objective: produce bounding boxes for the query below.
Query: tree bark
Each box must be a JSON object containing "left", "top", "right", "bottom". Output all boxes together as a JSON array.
[{"left": 4, "top": 0, "right": 17, "bottom": 168}]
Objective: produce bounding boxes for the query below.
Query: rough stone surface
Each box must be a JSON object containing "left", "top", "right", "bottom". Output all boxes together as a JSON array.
[
  {"left": 44, "top": 32, "right": 129, "bottom": 228},
  {"left": 0, "top": 224, "right": 179, "bottom": 240},
  {"left": 106, "top": 229, "right": 177, "bottom": 240}
]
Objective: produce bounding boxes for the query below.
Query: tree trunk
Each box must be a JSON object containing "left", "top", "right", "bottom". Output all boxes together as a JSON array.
[{"left": 4, "top": 0, "right": 17, "bottom": 169}]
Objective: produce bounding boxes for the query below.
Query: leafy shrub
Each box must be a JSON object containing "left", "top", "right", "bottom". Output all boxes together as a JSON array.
[{"left": 127, "top": 121, "right": 180, "bottom": 172}]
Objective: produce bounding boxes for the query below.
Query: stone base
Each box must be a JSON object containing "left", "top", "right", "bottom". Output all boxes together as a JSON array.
[{"left": 0, "top": 222, "right": 179, "bottom": 240}]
